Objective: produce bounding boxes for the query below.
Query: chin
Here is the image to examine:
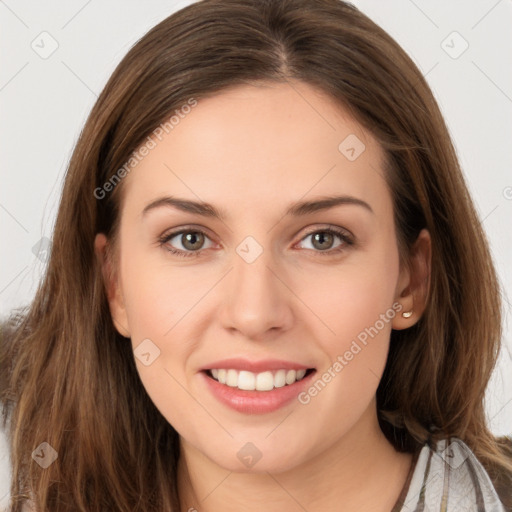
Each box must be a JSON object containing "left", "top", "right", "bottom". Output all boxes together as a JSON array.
[{"left": 200, "top": 441, "right": 307, "bottom": 474}]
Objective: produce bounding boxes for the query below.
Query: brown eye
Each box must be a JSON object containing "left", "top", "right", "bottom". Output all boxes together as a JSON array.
[
  {"left": 180, "top": 231, "right": 205, "bottom": 251},
  {"left": 159, "top": 229, "right": 214, "bottom": 258},
  {"left": 311, "top": 231, "right": 335, "bottom": 251},
  {"left": 296, "top": 227, "right": 354, "bottom": 256}
]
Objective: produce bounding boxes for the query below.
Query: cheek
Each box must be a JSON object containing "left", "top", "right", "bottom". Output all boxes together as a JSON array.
[
  {"left": 296, "top": 238, "right": 400, "bottom": 402},
  {"left": 297, "top": 244, "right": 399, "bottom": 346},
  {"left": 296, "top": 275, "right": 398, "bottom": 438},
  {"left": 118, "top": 245, "right": 201, "bottom": 427},
  {"left": 120, "top": 238, "right": 200, "bottom": 338}
]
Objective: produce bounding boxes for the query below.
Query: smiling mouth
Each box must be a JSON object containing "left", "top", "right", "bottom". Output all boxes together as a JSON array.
[{"left": 204, "top": 368, "right": 316, "bottom": 392}]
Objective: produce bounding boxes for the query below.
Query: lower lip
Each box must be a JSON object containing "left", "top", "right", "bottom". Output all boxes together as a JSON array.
[{"left": 200, "top": 370, "right": 316, "bottom": 414}]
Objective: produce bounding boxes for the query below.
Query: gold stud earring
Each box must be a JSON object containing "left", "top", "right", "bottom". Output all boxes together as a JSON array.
[{"left": 402, "top": 310, "right": 413, "bottom": 318}]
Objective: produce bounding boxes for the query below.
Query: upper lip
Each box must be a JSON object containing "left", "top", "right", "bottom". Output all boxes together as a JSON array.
[{"left": 200, "top": 358, "right": 315, "bottom": 373}]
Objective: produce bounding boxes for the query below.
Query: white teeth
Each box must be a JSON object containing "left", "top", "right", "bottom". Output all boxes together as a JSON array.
[
  {"left": 208, "top": 368, "right": 310, "bottom": 391},
  {"left": 285, "top": 369, "right": 296, "bottom": 385},
  {"left": 238, "top": 371, "right": 256, "bottom": 390},
  {"left": 274, "top": 369, "right": 286, "bottom": 388},
  {"left": 226, "top": 369, "right": 238, "bottom": 387},
  {"left": 255, "top": 371, "right": 274, "bottom": 391}
]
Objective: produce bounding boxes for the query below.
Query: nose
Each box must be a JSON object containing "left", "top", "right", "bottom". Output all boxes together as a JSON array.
[{"left": 218, "top": 242, "right": 294, "bottom": 341}]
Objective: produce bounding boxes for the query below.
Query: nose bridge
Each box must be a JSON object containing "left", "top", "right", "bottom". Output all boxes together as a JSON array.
[
  {"left": 219, "top": 233, "right": 293, "bottom": 337},
  {"left": 232, "top": 234, "right": 279, "bottom": 307},
  {"left": 234, "top": 236, "right": 273, "bottom": 293}
]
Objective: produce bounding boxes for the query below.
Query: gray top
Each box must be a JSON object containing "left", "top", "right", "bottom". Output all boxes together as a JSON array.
[{"left": 392, "top": 437, "right": 508, "bottom": 511}]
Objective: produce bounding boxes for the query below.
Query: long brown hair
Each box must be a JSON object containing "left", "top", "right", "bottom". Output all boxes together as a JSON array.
[{"left": 1, "top": 0, "right": 511, "bottom": 510}]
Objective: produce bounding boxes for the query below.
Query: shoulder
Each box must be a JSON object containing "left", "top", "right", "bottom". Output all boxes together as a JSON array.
[{"left": 399, "top": 437, "right": 508, "bottom": 511}]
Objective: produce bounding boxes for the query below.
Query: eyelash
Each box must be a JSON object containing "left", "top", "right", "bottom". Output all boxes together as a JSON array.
[{"left": 158, "top": 226, "right": 354, "bottom": 259}]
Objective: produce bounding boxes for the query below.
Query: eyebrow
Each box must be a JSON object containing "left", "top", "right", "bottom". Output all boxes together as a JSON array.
[{"left": 141, "top": 194, "right": 374, "bottom": 220}]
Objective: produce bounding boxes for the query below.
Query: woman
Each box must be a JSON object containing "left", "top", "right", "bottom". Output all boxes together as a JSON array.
[{"left": 1, "top": 0, "right": 511, "bottom": 510}]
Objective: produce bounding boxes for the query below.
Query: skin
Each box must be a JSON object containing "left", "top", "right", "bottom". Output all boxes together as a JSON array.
[{"left": 95, "top": 80, "right": 431, "bottom": 511}]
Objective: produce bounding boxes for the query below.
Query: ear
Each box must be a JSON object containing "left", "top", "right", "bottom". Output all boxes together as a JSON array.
[
  {"left": 392, "top": 228, "right": 431, "bottom": 330},
  {"left": 94, "top": 233, "right": 131, "bottom": 338}
]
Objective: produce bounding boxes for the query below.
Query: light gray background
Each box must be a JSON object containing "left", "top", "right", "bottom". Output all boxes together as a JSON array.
[{"left": 1, "top": 0, "right": 511, "bottom": 506}]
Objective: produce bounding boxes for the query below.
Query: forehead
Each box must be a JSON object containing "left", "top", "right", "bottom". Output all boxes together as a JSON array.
[{"left": 119, "top": 81, "right": 390, "bottom": 221}]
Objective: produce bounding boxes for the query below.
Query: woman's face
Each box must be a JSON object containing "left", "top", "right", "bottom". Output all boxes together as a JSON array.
[{"left": 99, "top": 81, "right": 417, "bottom": 472}]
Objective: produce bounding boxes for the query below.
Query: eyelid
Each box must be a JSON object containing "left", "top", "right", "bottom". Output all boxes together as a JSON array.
[
  {"left": 159, "top": 224, "right": 218, "bottom": 241},
  {"left": 298, "top": 224, "right": 353, "bottom": 241}
]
